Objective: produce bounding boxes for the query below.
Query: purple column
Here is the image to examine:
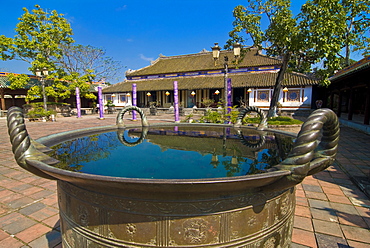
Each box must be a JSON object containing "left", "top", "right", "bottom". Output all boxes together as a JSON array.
[
  {"left": 98, "top": 86, "right": 104, "bottom": 119},
  {"left": 132, "top": 83, "right": 137, "bottom": 121},
  {"left": 76, "top": 87, "right": 81, "bottom": 118},
  {"left": 227, "top": 78, "right": 232, "bottom": 113},
  {"left": 173, "top": 81, "right": 179, "bottom": 122}
]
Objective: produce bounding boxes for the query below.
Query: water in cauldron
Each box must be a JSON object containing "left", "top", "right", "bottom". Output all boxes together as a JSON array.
[{"left": 49, "top": 126, "right": 294, "bottom": 179}]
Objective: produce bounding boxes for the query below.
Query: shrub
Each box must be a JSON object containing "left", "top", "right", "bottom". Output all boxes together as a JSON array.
[{"left": 27, "top": 107, "right": 57, "bottom": 120}]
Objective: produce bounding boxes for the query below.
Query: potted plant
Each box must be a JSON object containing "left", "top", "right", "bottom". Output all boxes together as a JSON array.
[{"left": 105, "top": 100, "right": 115, "bottom": 114}]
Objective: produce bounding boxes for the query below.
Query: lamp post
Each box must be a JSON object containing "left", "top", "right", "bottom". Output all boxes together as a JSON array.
[
  {"left": 35, "top": 68, "right": 49, "bottom": 111},
  {"left": 211, "top": 43, "right": 241, "bottom": 112}
]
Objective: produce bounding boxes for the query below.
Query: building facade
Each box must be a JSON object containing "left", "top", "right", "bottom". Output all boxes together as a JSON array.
[
  {"left": 102, "top": 48, "right": 319, "bottom": 111},
  {"left": 327, "top": 56, "right": 370, "bottom": 124}
]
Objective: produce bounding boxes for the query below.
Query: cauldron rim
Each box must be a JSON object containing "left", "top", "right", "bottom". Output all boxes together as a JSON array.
[{"left": 27, "top": 122, "right": 295, "bottom": 191}]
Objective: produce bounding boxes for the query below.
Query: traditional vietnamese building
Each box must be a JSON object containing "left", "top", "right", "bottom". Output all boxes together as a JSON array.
[
  {"left": 327, "top": 56, "right": 370, "bottom": 125},
  {"left": 101, "top": 47, "right": 319, "bottom": 112}
]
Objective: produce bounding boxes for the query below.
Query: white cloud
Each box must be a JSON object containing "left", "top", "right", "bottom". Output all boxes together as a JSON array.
[
  {"left": 140, "top": 54, "right": 153, "bottom": 62},
  {"left": 116, "top": 5, "right": 127, "bottom": 11}
]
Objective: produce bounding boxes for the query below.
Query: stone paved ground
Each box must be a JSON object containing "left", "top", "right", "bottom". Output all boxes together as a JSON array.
[{"left": 0, "top": 112, "right": 369, "bottom": 248}]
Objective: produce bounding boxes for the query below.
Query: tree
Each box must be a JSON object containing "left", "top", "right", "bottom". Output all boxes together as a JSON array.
[
  {"left": 228, "top": 0, "right": 369, "bottom": 117},
  {"left": 0, "top": 5, "right": 75, "bottom": 104},
  {"left": 51, "top": 44, "right": 124, "bottom": 101},
  {"left": 59, "top": 44, "right": 123, "bottom": 84},
  {"left": 228, "top": 0, "right": 304, "bottom": 117},
  {"left": 11, "top": 5, "right": 74, "bottom": 70},
  {"left": 300, "top": 0, "right": 370, "bottom": 81}
]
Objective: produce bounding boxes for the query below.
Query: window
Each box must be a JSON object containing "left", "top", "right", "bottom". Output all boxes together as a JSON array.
[
  {"left": 105, "top": 94, "right": 112, "bottom": 102},
  {"left": 119, "top": 94, "right": 126, "bottom": 103},
  {"left": 286, "top": 90, "right": 300, "bottom": 102},
  {"left": 256, "top": 90, "right": 270, "bottom": 102}
]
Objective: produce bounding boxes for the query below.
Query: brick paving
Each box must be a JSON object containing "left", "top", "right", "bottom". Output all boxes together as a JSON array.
[{"left": 0, "top": 112, "right": 369, "bottom": 248}]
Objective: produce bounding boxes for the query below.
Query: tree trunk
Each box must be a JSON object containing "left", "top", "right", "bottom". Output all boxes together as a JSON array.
[{"left": 267, "top": 52, "right": 291, "bottom": 118}]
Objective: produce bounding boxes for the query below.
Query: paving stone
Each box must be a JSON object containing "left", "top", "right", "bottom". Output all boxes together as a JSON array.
[
  {"left": 347, "top": 239, "right": 370, "bottom": 248},
  {"left": 29, "top": 207, "right": 59, "bottom": 221},
  {"left": 291, "top": 243, "right": 312, "bottom": 248},
  {"left": 326, "top": 194, "right": 352, "bottom": 205},
  {"left": 42, "top": 216, "right": 60, "bottom": 229},
  {"left": 294, "top": 216, "right": 313, "bottom": 231},
  {"left": 2, "top": 215, "right": 37, "bottom": 235},
  {"left": 292, "top": 228, "right": 317, "bottom": 248},
  {"left": 302, "top": 184, "right": 324, "bottom": 193},
  {"left": 0, "top": 230, "right": 8, "bottom": 241},
  {"left": 308, "top": 199, "right": 332, "bottom": 210},
  {"left": 315, "top": 233, "right": 348, "bottom": 248},
  {"left": 321, "top": 186, "right": 346, "bottom": 195},
  {"left": 5, "top": 196, "right": 35, "bottom": 209},
  {"left": 0, "top": 236, "right": 25, "bottom": 248},
  {"left": 27, "top": 229, "right": 61, "bottom": 248},
  {"left": 19, "top": 202, "right": 47, "bottom": 216},
  {"left": 296, "top": 196, "right": 309, "bottom": 207},
  {"left": 295, "top": 205, "right": 311, "bottom": 218},
  {"left": 305, "top": 191, "right": 328, "bottom": 201},
  {"left": 312, "top": 219, "right": 344, "bottom": 237},
  {"left": 310, "top": 207, "right": 338, "bottom": 222},
  {"left": 15, "top": 223, "right": 51, "bottom": 243},
  {"left": 341, "top": 225, "right": 370, "bottom": 244}
]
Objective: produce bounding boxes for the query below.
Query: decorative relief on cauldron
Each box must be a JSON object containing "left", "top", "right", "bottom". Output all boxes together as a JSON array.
[
  {"left": 281, "top": 195, "right": 290, "bottom": 216},
  {"left": 247, "top": 215, "right": 256, "bottom": 227},
  {"left": 78, "top": 205, "right": 89, "bottom": 226},
  {"left": 183, "top": 219, "right": 208, "bottom": 243},
  {"left": 263, "top": 237, "right": 276, "bottom": 248},
  {"left": 126, "top": 223, "right": 137, "bottom": 235}
]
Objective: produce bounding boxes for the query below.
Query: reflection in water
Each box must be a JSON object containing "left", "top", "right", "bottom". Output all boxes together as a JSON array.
[{"left": 50, "top": 126, "right": 294, "bottom": 179}]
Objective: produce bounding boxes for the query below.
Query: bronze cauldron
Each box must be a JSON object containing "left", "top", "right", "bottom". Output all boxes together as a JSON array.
[{"left": 7, "top": 106, "right": 339, "bottom": 247}]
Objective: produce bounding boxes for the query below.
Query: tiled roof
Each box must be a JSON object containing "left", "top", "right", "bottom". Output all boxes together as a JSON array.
[
  {"left": 0, "top": 75, "right": 40, "bottom": 89},
  {"left": 330, "top": 56, "right": 370, "bottom": 81},
  {"left": 103, "top": 72, "right": 318, "bottom": 93},
  {"left": 126, "top": 48, "right": 281, "bottom": 77},
  {"left": 0, "top": 76, "right": 8, "bottom": 88}
]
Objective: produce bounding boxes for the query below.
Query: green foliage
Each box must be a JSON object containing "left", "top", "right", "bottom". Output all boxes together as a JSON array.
[
  {"left": 0, "top": 35, "right": 13, "bottom": 60},
  {"left": 200, "top": 109, "right": 224, "bottom": 123},
  {"left": 227, "top": 0, "right": 369, "bottom": 116},
  {"left": 26, "top": 106, "right": 56, "bottom": 119},
  {"left": 300, "top": 0, "right": 370, "bottom": 76},
  {"left": 26, "top": 85, "right": 42, "bottom": 101},
  {"left": 200, "top": 105, "right": 240, "bottom": 124},
  {"left": 201, "top": 98, "right": 216, "bottom": 108},
  {"left": 7, "top": 73, "right": 30, "bottom": 90},
  {"left": 105, "top": 100, "right": 115, "bottom": 107},
  {"left": 12, "top": 5, "right": 74, "bottom": 69},
  {"left": 244, "top": 116, "right": 302, "bottom": 125}
]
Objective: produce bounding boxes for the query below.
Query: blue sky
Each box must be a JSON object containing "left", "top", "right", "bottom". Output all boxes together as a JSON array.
[{"left": 1, "top": 0, "right": 310, "bottom": 83}]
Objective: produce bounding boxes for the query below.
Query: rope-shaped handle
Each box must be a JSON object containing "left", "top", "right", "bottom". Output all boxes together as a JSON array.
[
  {"left": 7, "top": 106, "right": 58, "bottom": 179},
  {"left": 237, "top": 130, "right": 266, "bottom": 149},
  {"left": 276, "top": 108, "right": 339, "bottom": 181},
  {"left": 235, "top": 106, "right": 267, "bottom": 129},
  {"left": 116, "top": 106, "right": 149, "bottom": 127},
  {"left": 7, "top": 106, "right": 32, "bottom": 167},
  {"left": 116, "top": 127, "right": 148, "bottom": 147}
]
